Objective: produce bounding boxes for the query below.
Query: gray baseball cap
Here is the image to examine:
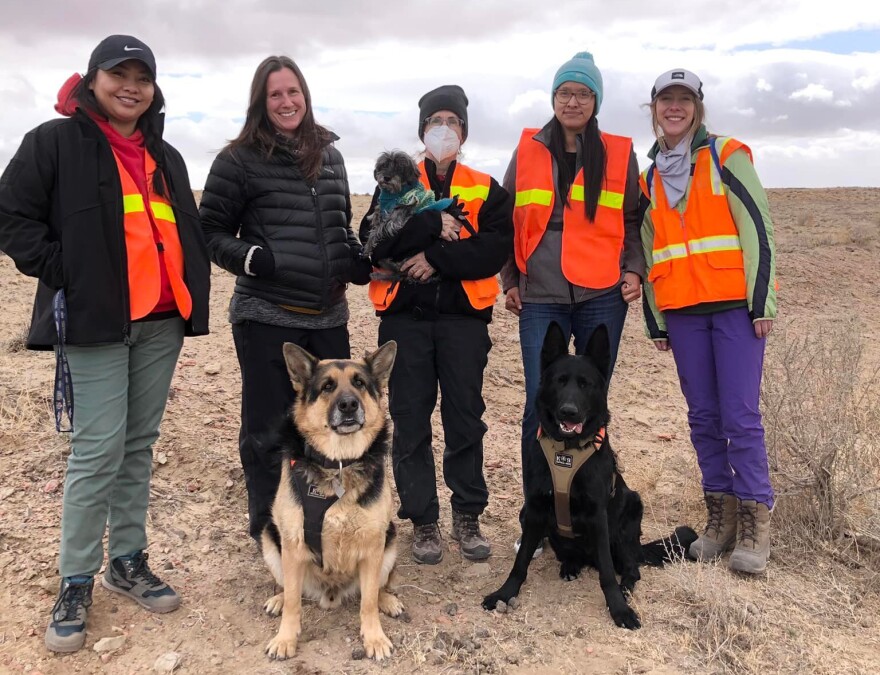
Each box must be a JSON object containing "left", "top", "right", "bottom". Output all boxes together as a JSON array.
[{"left": 651, "top": 69, "right": 703, "bottom": 100}]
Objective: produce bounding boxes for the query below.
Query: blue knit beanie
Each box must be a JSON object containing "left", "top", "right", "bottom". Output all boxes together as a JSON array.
[{"left": 552, "top": 51, "right": 603, "bottom": 113}]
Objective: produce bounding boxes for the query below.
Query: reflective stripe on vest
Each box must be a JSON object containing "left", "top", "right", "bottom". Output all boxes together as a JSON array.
[
  {"left": 368, "top": 162, "right": 499, "bottom": 313},
  {"left": 644, "top": 138, "right": 750, "bottom": 311},
  {"left": 112, "top": 150, "right": 192, "bottom": 321},
  {"left": 513, "top": 128, "right": 630, "bottom": 289}
]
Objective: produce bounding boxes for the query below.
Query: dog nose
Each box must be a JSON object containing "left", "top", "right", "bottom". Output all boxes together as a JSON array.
[
  {"left": 558, "top": 403, "right": 579, "bottom": 420},
  {"left": 337, "top": 395, "right": 360, "bottom": 414}
]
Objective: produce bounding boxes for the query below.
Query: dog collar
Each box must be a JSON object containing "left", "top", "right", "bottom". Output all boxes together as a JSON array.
[{"left": 302, "top": 443, "right": 361, "bottom": 470}]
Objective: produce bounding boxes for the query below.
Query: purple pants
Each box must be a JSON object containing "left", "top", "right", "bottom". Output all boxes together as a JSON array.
[{"left": 666, "top": 308, "right": 774, "bottom": 508}]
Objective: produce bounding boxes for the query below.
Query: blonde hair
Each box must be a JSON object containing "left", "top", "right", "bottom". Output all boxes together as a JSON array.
[{"left": 649, "top": 95, "right": 705, "bottom": 147}]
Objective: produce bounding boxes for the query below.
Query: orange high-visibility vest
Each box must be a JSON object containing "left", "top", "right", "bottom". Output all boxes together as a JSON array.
[
  {"left": 112, "top": 149, "right": 192, "bottom": 321},
  {"left": 513, "top": 129, "right": 631, "bottom": 289},
  {"left": 368, "top": 162, "right": 500, "bottom": 313},
  {"left": 640, "top": 137, "right": 751, "bottom": 311}
]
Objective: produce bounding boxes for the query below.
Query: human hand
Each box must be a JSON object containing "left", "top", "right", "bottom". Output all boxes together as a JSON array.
[
  {"left": 654, "top": 339, "right": 670, "bottom": 352},
  {"left": 505, "top": 287, "right": 522, "bottom": 316},
  {"left": 401, "top": 252, "right": 436, "bottom": 281},
  {"left": 754, "top": 319, "right": 773, "bottom": 339},
  {"left": 440, "top": 213, "right": 461, "bottom": 241},
  {"left": 621, "top": 272, "right": 641, "bottom": 304}
]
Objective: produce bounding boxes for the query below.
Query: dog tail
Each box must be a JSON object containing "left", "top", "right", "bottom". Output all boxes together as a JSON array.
[{"left": 640, "top": 526, "right": 698, "bottom": 566}]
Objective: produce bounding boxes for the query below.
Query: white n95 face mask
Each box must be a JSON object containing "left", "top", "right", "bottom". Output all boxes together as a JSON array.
[{"left": 423, "top": 126, "right": 461, "bottom": 162}]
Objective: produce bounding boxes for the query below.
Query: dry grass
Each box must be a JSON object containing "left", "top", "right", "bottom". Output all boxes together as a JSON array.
[{"left": 761, "top": 321, "right": 880, "bottom": 566}]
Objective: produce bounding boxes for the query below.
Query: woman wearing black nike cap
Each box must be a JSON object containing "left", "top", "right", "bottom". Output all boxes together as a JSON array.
[{"left": 0, "top": 35, "right": 210, "bottom": 652}]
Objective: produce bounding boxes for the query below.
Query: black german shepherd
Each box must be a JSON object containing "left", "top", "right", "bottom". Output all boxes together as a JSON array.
[{"left": 483, "top": 323, "right": 696, "bottom": 629}]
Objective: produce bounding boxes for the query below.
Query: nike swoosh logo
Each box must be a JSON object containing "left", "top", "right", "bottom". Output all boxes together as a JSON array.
[{"left": 123, "top": 46, "right": 143, "bottom": 52}]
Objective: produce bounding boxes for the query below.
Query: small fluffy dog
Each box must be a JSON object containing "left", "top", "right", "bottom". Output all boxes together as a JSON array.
[
  {"left": 262, "top": 341, "right": 402, "bottom": 661},
  {"left": 363, "top": 150, "right": 456, "bottom": 281}
]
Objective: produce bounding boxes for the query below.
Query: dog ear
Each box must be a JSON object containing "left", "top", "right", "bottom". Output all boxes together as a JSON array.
[
  {"left": 583, "top": 324, "right": 611, "bottom": 381},
  {"left": 541, "top": 322, "right": 569, "bottom": 373},
  {"left": 282, "top": 342, "right": 318, "bottom": 392},
  {"left": 365, "top": 340, "right": 397, "bottom": 390}
]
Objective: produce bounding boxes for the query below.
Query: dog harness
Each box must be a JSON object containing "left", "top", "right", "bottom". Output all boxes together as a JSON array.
[
  {"left": 539, "top": 427, "right": 615, "bottom": 538},
  {"left": 289, "top": 446, "right": 361, "bottom": 567}
]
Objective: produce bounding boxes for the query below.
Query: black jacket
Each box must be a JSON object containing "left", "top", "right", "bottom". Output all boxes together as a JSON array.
[
  {"left": 358, "top": 160, "right": 513, "bottom": 322},
  {"left": 0, "top": 112, "right": 210, "bottom": 350},
  {"left": 199, "top": 138, "right": 368, "bottom": 312}
]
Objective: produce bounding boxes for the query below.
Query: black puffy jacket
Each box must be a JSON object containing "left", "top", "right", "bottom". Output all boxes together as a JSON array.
[
  {"left": 199, "top": 138, "right": 365, "bottom": 312},
  {"left": 0, "top": 112, "right": 210, "bottom": 349}
]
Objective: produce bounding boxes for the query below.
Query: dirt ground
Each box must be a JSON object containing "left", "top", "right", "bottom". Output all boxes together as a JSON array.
[{"left": 1, "top": 188, "right": 879, "bottom": 675}]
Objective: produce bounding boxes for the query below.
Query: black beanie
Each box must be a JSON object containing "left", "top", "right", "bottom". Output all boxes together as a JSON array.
[{"left": 418, "top": 84, "right": 468, "bottom": 141}]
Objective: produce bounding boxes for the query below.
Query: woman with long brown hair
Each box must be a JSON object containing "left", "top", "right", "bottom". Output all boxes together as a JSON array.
[{"left": 200, "top": 56, "right": 367, "bottom": 541}]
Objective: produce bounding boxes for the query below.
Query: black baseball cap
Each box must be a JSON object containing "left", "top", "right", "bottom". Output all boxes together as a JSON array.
[{"left": 88, "top": 35, "right": 156, "bottom": 78}]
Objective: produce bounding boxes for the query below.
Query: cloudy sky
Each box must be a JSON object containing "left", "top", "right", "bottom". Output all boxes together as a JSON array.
[{"left": 2, "top": 0, "right": 878, "bottom": 193}]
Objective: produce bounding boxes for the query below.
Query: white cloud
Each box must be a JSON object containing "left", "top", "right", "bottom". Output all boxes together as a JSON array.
[{"left": 1, "top": 0, "right": 880, "bottom": 192}]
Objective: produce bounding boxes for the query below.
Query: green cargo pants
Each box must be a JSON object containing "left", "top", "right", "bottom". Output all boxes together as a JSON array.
[{"left": 59, "top": 317, "right": 184, "bottom": 577}]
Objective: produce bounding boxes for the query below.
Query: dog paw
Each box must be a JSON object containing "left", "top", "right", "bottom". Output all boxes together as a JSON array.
[
  {"left": 481, "top": 591, "right": 509, "bottom": 611},
  {"left": 610, "top": 604, "right": 641, "bottom": 630},
  {"left": 265, "top": 634, "right": 298, "bottom": 660},
  {"left": 264, "top": 593, "right": 284, "bottom": 617},
  {"left": 319, "top": 590, "right": 342, "bottom": 610},
  {"left": 379, "top": 591, "right": 404, "bottom": 617},
  {"left": 559, "top": 562, "right": 581, "bottom": 581},
  {"left": 363, "top": 631, "right": 393, "bottom": 660}
]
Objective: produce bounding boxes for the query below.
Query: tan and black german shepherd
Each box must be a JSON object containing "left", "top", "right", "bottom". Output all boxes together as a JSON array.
[{"left": 261, "top": 340, "right": 402, "bottom": 661}]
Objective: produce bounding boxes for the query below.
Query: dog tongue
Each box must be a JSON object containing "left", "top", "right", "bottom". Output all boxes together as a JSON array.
[{"left": 560, "top": 421, "right": 584, "bottom": 434}]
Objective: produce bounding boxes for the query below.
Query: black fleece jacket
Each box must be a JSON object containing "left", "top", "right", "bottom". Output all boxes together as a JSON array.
[
  {"left": 0, "top": 112, "right": 210, "bottom": 349},
  {"left": 358, "top": 159, "right": 513, "bottom": 322}
]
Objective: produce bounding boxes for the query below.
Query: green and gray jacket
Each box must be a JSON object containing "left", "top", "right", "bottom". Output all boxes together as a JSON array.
[{"left": 640, "top": 125, "right": 777, "bottom": 340}]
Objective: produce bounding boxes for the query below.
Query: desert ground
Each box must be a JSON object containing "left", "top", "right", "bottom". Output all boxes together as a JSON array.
[{"left": 1, "top": 188, "right": 879, "bottom": 675}]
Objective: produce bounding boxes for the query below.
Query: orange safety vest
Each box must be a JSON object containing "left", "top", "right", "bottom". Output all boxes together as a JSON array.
[
  {"left": 112, "top": 149, "right": 192, "bottom": 321},
  {"left": 368, "top": 162, "right": 500, "bottom": 313},
  {"left": 513, "top": 129, "right": 631, "bottom": 289},
  {"left": 640, "top": 137, "right": 751, "bottom": 311}
]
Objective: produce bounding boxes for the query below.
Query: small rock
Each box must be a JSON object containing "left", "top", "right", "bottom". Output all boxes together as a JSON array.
[
  {"left": 397, "top": 610, "right": 412, "bottom": 623},
  {"left": 163, "top": 560, "right": 174, "bottom": 571},
  {"left": 574, "top": 626, "right": 587, "bottom": 638},
  {"left": 351, "top": 646, "right": 366, "bottom": 660},
  {"left": 210, "top": 657, "right": 223, "bottom": 667},
  {"left": 429, "top": 650, "right": 446, "bottom": 666},
  {"left": 552, "top": 627, "right": 566, "bottom": 637},
  {"left": 445, "top": 602, "right": 458, "bottom": 616},
  {"left": 153, "top": 652, "right": 182, "bottom": 673},
  {"left": 156, "top": 452, "right": 168, "bottom": 465},
  {"left": 474, "top": 627, "right": 490, "bottom": 639},
  {"left": 43, "top": 479, "right": 60, "bottom": 494},
  {"left": 100, "top": 653, "right": 112, "bottom": 663},
  {"left": 201, "top": 544, "right": 211, "bottom": 554},
  {"left": 225, "top": 480, "right": 234, "bottom": 489},
  {"left": 494, "top": 600, "right": 507, "bottom": 613},
  {"left": 464, "top": 563, "right": 492, "bottom": 578},
  {"left": 433, "top": 637, "right": 447, "bottom": 652},
  {"left": 204, "top": 363, "right": 221, "bottom": 375},
  {"left": 506, "top": 654, "right": 520, "bottom": 664},
  {"left": 93, "top": 635, "right": 126, "bottom": 652},
  {"left": 507, "top": 596, "right": 521, "bottom": 610}
]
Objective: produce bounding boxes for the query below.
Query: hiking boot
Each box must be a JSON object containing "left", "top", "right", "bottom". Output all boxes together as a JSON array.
[
  {"left": 102, "top": 550, "right": 180, "bottom": 613},
  {"left": 689, "top": 491, "right": 738, "bottom": 561},
  {"left": 45, "top": 575, "right": 93, "bottom": 653},
  {"left": 729, "top": 500, "right": 771, "bottom": 574},
  {"left": 514, "top": 535, "right": 544, "bottom": 559},
  {"left": 412, "top": 522, "right": 443, "bottom": 565},
  {"left": 451, "top": 510, "right": 491, "bottom": 561}
]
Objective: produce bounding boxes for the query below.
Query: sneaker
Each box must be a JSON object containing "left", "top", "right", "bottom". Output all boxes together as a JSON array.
[
  {"left": 689, "top": 492, "right": 738, "bottom": 561},
  {"left": 514, "top": 536, "right": 544, "bottom": 559},
  {"left": 729, "top": 500, "right": 771, "bottom": 574},
  {"left": 412, "top": 522, "right": 443, "bottom": 565},
  {"left": 102, "top": 550, "right": 180, "bottom": 613},
  {"left": 451, "top": 510, "right": 491, "bottom": 560},
  {"left": 45, "top": 575, "right": 93, "bottom": 653}
]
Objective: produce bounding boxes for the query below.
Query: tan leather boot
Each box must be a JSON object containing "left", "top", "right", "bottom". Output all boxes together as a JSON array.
[
  {"left": 729, "top": 500, "right": 771, "bottom": 574},
  {"left": 688, "top": 492, "right": 738, "bottom": 561}
]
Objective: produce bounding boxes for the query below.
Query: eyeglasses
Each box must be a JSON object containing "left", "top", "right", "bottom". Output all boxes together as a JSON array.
[
  {"left": 554, "top": 88, "right": 596, "bottom": 105},
  {"left": 424, "top": 116, "right": 464, "bottom": 129}
]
